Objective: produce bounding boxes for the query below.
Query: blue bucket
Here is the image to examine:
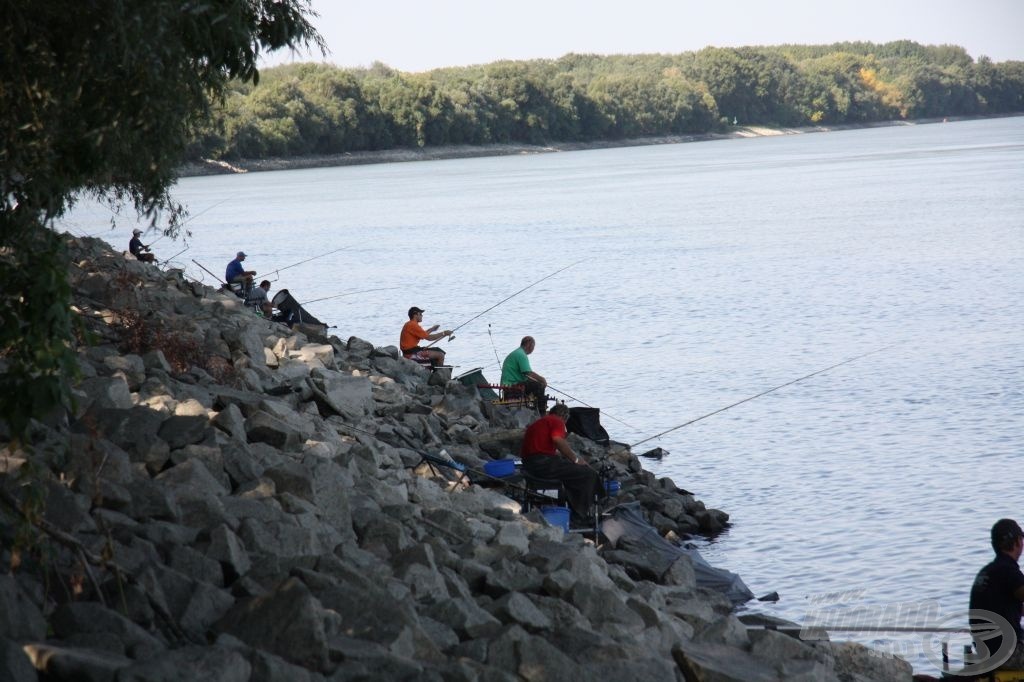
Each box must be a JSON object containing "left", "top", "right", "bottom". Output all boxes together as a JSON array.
[
  {"left": 540, "top": 506, "right": 570, "bottom": 533},
  {"left": 483, "top": 458, "right": 516, "bottom": 478},
  {"left": 604, "top": 480, "right": 621, "bottom": 496}
]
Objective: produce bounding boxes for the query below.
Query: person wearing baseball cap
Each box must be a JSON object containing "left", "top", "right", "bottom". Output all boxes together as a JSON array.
[
  {"left": 969, "top": 519, "right": 1024, "bottom": 669},
  {"left": 128, "top": 228, "right": 155, "bottom": 263},
  {"left": 400, "top": 306, "right": 451, "bottom": 367},
  {"left": 225, "top": 250, "right": 256, "bottom": 295}
]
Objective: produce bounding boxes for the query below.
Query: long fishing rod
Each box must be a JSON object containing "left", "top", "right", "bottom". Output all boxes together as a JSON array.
[
  {"left": 301, "top": 287, "right": 398, "bottom": 306},
  {"left": 425, "top": 259, "right": 585, "bottom": 348},
  {"left": 546, "top": 385, "right": 640, "bottom": 432},
  {"left": 631, "top": 345, "right": 894, "bottom": 449},
  {"left": 191, "top": 259, "right": 226, "bottom": 285},
  {"left": 160, "top": 246, "right": 189, "bottom": 265},
  {"left": 255, "top": 245, "right": 354, "bottom": 280},
  {"left": 144, "top": 196, "right": 234, "bottom": 247}
]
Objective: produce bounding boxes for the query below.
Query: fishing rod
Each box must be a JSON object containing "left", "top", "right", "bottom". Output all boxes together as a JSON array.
[
  {"left": 140, "top": 196, "right": 235, "bottom": 248},
  {"left": 254, "top": 245, "right": 354, "bottom": 280},
  {"left": 631, "top": 345, "right": 894, "bottom": 449},
  {"left": 191, "top": 259, "right": 226, "bottom": 285},
  {"left": 425, "top": 259, "right": 584, "bottom": 348},
  {"left": 301, "top": 287, "right": 398, "bottom": 306},
  {"left": 487, "top": 324, "right": 502, "bottom": 367},
  {"left": 160, "top": 246, "right": 189, "bottom": 265},
  {"left": 546, "top": 385, "right": 640, "bottom": 432}
]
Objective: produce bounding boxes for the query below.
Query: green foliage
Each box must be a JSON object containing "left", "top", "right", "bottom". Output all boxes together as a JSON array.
[
  {"left": 0, "top": 1, "right": 322, "bottom": 443},
  {"left": 193, "top": 41, "right": 1024, "bottom": 161}
]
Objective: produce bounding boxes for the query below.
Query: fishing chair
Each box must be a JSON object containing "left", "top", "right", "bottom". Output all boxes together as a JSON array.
[{"left": 478, "top": 383, "right": 532, "bottom": 408}]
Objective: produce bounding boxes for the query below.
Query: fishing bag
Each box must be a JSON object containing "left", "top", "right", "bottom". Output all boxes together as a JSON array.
[{"left": 566, "top": 407, "right": 609, "bottom": 445}]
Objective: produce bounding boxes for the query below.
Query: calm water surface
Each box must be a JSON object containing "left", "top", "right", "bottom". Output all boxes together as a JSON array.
[{"left": 63, "top": 117, "right": 1024, "bottom": 673}]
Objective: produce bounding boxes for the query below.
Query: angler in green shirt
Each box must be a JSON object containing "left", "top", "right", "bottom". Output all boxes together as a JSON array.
[{"left": 501, "top": 336, "right": 547, "bottom": 414}]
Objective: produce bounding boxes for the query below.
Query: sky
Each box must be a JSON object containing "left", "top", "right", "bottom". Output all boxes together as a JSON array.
[{"left": 260, "top": 0, "right": 1024, "bottom": 73}]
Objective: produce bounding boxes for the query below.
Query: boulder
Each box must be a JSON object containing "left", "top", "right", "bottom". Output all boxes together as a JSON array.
[
  {"left": 245, "top": 410, "right": 302, "bottom": 451},
  {"left": 215, "top": 577, "right": 331, "bottom": 673},
  {"left": 0, "top": 576, "right": 46, "bottom": 640},
  {"left": 50, "top": 601, "right": 165, "bottom": 659},
  {"left": 0, "top": 639, "right": 35, "bottom": 682},
  {"left": 116, "top": 645, "right": 251, "bottom": 682},
  {"left": 22, "top": 643, "right": 131, "bottom": 681}
]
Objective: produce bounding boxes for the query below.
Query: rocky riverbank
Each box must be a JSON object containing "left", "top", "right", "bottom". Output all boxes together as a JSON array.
[
  {"left": 0, "top": 234, "right": 912, "bottom": 680},
  {"left": 177, "top": 114, "right": 1018, "bottom": 177}
]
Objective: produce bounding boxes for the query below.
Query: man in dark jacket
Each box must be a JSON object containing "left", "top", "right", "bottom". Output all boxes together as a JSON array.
[{"left": 969, "top": 518, "right": 1024, "bottom": 670}]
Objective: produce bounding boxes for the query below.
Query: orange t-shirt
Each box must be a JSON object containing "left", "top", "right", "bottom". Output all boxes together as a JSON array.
[{"left": 400, "top": 320, "right": 428, "bottom": 353}]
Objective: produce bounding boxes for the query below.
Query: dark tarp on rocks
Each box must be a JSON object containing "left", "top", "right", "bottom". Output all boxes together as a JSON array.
[
  {"left": 271, "top": 289, "right": 327, "bottom": 329},
  {"left": 600, "top": 501, "right": 755, "bottom": 606}
]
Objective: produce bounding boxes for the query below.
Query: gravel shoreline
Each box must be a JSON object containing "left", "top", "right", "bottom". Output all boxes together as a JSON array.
[{"left": 178, "top": 115, "right": 1012, "bottom": 177}]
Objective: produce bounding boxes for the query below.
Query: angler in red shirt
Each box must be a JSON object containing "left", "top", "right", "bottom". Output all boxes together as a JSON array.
[{"left": 520, "top": 403, "right": 599, "bottom": 520}]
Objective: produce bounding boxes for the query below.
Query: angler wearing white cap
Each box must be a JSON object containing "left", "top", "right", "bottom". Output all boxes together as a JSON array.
[{"left": 128, "top": 229, "right": 155, "bottom": 263}]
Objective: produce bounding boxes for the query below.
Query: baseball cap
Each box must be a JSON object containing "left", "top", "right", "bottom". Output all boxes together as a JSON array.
[
  {"left": 408, "top": 306, "right": 424, "bottom": 317},
  {"left": 237, "top": 251, "right": 247, "bottom": 258},
  {"left": 132, "top": 228, "right": 142, "bottom": 235}
]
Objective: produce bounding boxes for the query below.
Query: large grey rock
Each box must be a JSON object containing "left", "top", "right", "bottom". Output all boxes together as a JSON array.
[
  {"left": 151, "top": 565, "right": 235, "bottom": 637},
  {"left": 264, "top": 460, "right": 315, "bottom": 503},
  {"left": 73, "top": 406, "right": 167, "bottom": 469},
  {"left": 821, "top": 641, "right": 913, "bottom": 681},
  {"left": 157, "top": 414, "right": 212, "bottom": 449},
  {"left": 116, "top": 645, "right": 251, "bottom": 682},
  {"left": 50, "top": 601, "right": 165, "bottom": 659},
  {"left": 428, "top": 597, "right": 503, "bottom": 639},
  {"left": 42, "top": 480, "right": 96, "bottom": 533},
  {"left": 155, "top": 458, "right": 230, "bottom": 528},
  {"left": 672, "top": 641, "right": 784, "bottom": 682},
  {"left": 215, "top": 577, "right": 331, "bottom": 673},
  {"left": 488, "top": 592, "right": 553, "bottom": 631},
  {"left": 22, "top": 642, "right": 131, "bottom": 682},
  {"left": 0, "top": 639, "right": 35, "bottom": 682},
  {"left": 309, "top": 369, "right": 374, "bottom": 419},
  {"left": 211, "top": 403, "right": 247, "bottom": 442},
  {"left": 77, "top": 375, "right": 133, "bottom": 410},
  {"left": 206, "top": 524, "right": 252, "bottom": 580},
  {"left": 0, "top": 576, "right": 46, "bottom": 640},
  {"left": 125, "top": 475, "right": 182, "bottom": 522},
  {"left": 244, "top": 410, "right": 302, "bottom": 451},
  {"left": 238, "top": 518, "right": 329, "bottom": 560}
]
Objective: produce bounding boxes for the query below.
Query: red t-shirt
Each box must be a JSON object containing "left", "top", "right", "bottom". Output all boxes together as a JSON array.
[{"left": 520, "top": 415, "right": 566, "bottom": 458}]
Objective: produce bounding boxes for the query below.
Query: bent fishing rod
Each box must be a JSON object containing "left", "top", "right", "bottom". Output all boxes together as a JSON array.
[
  {"left": 255, "top": 245, "right": 354, "bottom": 280},
  {"left": 425, "top": 259, "right": 585, "bottom": 348},
  {"left": 631, "top": 344, "right": 894, "bottom": 449}
]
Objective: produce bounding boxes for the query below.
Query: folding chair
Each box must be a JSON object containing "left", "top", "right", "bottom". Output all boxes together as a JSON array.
[{"left": 417, "top": 452, "right": 469, "bottom": 491}]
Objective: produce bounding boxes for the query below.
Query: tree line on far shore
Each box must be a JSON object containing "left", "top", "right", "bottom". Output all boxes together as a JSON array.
[{"left": 190, "top": 41, "right": 1024, "bottom": 160}]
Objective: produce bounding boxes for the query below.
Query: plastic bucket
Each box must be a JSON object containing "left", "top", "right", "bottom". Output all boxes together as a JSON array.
[
  {"left": 604, "top": 480, "right": 621, "bottom": 496},
  {"left": 483, "top": 459, "right": 516, "bottom": 478},
  {"left": 540, "top": 506, "right": 570, "bottom": 533}
]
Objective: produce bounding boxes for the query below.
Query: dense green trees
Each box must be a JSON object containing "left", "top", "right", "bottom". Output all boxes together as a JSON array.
[
  {"left": 192, "top": 41, "right": 1024, "bottom": 160},
  {"left": 0, "top": 1, "right": 321, "bottom": 440}
]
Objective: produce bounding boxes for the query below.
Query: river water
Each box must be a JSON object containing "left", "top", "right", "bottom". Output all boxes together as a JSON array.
[{"left": 63, "top": 117, "right": 1024, "bottom": 674}]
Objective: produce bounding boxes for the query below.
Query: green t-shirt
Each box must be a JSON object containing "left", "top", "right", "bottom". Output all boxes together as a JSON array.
[{"left": 501, "top": 346, "right": 531, "bottom": 385}]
